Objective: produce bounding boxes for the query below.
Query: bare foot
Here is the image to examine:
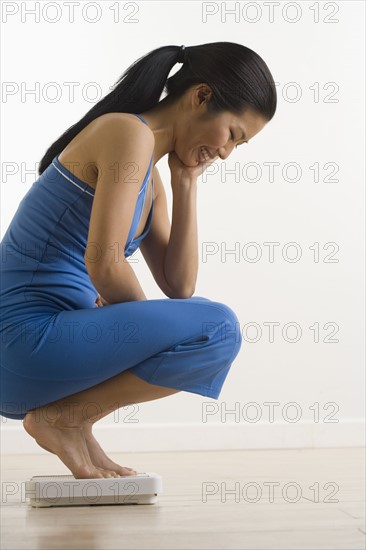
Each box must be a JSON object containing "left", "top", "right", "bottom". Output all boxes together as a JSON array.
[
  {"left": 36, "top": 441, "right": 122, "bottom": 478},
  {"left": 23, "top": 411, "right": 120, "bottom": 479},
  {"left": 83, "top": 423, "right": 138, "bottom": 477}
]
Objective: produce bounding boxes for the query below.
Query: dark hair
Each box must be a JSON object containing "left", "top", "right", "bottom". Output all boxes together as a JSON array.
[{"left": 38, "top": 42, "right": 277, "bottom": 175}]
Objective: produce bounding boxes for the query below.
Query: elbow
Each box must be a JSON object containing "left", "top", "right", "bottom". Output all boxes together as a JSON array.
[
  {"left": 170, "top": 286, "right": 195, "bottom": 300},
  {"left": 161, "top": 274, "right": 196, "bottom": 299},
  {"left": 84, "top": 257, "right": 114, "bottom": 288},
  {"left": 84, "top": 258, "right": 103, "bottom": 284}
]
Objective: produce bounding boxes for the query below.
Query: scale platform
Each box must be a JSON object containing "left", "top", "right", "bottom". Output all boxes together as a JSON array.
[{"left": 25, "top": 472, "right": 162, "bottom": 507}]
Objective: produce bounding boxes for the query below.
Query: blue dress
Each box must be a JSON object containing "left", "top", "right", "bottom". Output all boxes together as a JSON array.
[{"left": 0, "top": 113, "right": 242, "bottom": 420}]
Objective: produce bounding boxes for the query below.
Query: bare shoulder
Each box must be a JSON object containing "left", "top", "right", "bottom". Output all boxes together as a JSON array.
[
  {"left": 91, "top": 113, "right": 154, "bottom": 165},
  {"left": 91, "top": 113, "right": 153, "bottom": 144},
  {"left": 58, "top": 113, "right": 154, "bottom": 191}
]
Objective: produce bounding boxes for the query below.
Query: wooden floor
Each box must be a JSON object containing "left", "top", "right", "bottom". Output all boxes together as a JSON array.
[{"left": 1, "top": 447, "right": 365, "bottom": 549}]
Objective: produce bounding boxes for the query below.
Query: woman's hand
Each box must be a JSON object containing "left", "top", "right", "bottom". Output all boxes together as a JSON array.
[
  {"left": 168, "top": 150, "right": 218, "bottom": 186},
  {"left": 95, "top": 293, "right": 110, "bottom": 307}
]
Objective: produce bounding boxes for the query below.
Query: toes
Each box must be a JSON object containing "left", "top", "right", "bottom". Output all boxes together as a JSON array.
[
  {"left": 96, "top": 467, "right": 121, "bottom": 478},
  {"left": 102, "top": 462, "right": 137, "bottom": 476},
  {"left": 113, "top": 466, "right": 137, "bottom": 476},
  {"left": 119, "top": 469, "right": 137, "bottom": 477}
]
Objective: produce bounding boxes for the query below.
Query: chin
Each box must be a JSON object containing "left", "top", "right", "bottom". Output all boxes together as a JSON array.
[
  {"left": 191, "top": 149, "right": 206, "bottom": 167},
  {"left": 177, "top": 151, "right": 197, "bottom": 167}
]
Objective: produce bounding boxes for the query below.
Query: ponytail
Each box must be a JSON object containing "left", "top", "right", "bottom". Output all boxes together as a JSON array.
[{"left": 39, "top": 42, "right": 276, "bottom": 175}]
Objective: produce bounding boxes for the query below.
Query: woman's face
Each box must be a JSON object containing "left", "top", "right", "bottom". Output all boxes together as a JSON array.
[{"left": 178, "top": 85, "right": 268, "bottom": 167}]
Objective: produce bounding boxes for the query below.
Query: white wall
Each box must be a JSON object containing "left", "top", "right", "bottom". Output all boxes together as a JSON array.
[{"left": 1, "top": 1, "right": 364, "bottom": 453}]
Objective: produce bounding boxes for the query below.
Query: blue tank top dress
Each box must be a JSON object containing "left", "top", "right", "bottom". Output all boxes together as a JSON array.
[
  {"left": 0, "top": 113, "right": 243, "bottom": 420},
  {"left": 1, "top": 113, "right": 154, "bottom": 317}
]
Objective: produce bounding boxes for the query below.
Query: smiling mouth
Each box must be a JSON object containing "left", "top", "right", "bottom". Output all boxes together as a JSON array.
[{"left": 198, "top": 146, "right": 215, "bottom": 162}]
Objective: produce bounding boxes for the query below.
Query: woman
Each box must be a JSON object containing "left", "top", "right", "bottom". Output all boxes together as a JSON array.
[{"left": 0, "top": 42, "right": 276, "bottom": 479}]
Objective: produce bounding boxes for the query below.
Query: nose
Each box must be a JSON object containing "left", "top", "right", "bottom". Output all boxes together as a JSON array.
[{"left": 217, "top": 143, "right": 235, "bottom": 161}]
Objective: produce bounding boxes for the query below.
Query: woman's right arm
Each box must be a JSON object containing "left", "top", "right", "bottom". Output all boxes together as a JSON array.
[
  {"left": 84, "top": 114, "right": 154, "bottom": 303},
  {"left": 91, "top": 261, "right": 147, "bottom": 304}
]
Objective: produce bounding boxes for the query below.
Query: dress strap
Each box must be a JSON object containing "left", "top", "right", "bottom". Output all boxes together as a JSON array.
[{"left": 131, "top": 113, "right": 149, "bottom": 126}]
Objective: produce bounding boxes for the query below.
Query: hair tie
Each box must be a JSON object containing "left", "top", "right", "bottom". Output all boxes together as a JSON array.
[{"left": 177, "top": 45, "right": 186, "bottom": 64}]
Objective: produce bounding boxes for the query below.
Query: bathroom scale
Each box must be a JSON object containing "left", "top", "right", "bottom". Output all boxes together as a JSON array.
[{"left": 24, "top": 472, "right": 162, "bottom": 507}]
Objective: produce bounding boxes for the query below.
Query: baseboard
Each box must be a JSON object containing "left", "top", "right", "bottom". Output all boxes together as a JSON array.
[{"left": 1, "top": 420, "right": 364, "bottom": 454}]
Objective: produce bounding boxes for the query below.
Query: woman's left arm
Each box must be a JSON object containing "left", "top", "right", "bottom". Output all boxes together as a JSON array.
[
  {"left": 163, "top": 151, "right": 217, "bottom": 298},
  {"left": 164, "top": 177, "right": 198, "bottom": 298}
]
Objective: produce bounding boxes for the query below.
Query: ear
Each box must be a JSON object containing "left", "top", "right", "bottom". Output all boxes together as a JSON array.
[{"left": 196, "top": 83, "right": 213, "bottom": 105}]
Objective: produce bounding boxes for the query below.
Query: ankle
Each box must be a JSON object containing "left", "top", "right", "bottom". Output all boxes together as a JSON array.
[
  {"left": 82, "top": 420, "right": 95, "bottom": 437},
  {"left": 25, "top": 403, "right": 87, "bottom": 428}
]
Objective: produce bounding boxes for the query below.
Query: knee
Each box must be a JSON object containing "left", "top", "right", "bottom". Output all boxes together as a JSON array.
[
  {"left": 209, "top": 300, "right": 243, "bottom": 357},
  {"left": 190, "top": 296, "right": 241, "bottom": 327},
  {"left": 211, "top": 300, "right": 241, "bottom": 327},
  {"left": 186, "top": 295, "right": 212, "bottom": 303}
]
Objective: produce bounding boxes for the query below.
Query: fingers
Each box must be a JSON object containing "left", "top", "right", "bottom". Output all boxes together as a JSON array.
[
  {"left": 95, "top": 295, "right": 108, "bottom": 307},
  {"left": 95, "top": 294, "right": 103, "bottom": 307}
]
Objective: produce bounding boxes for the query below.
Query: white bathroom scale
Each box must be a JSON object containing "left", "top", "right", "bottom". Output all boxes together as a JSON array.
[{"left": 25, "top": 472, "right": 162, "bottom": 507}]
